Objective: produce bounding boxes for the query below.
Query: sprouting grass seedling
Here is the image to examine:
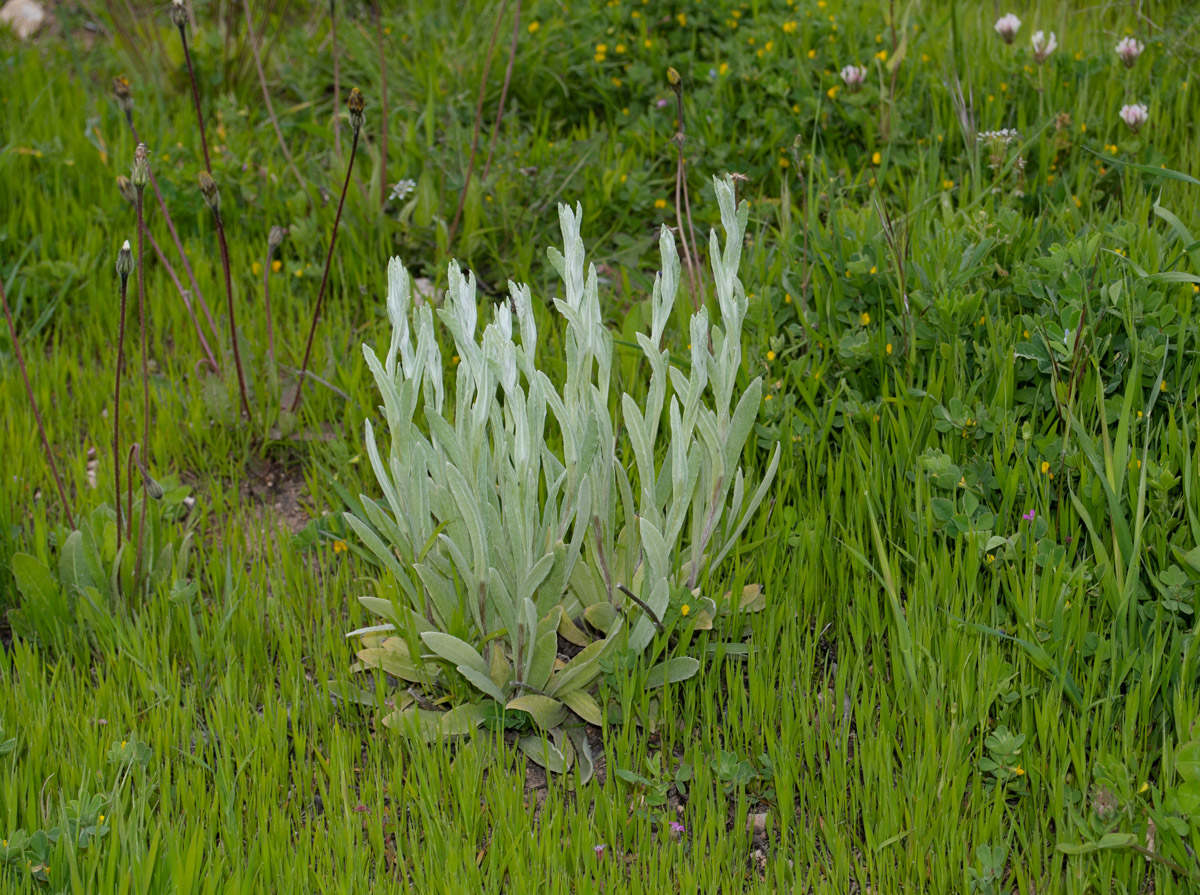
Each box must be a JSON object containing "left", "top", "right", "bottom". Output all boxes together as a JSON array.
[
  {"left": 112, "top": 76, "right": 219, "bottom": 348},
  {"left": 171, "top": 0, "right": 212, "bottom": 174},
  {"left": 116, "top": 176, "right": 219, "bottom": 374},
  {"left": 264, "top": 226, "right": 287, "bottom": 370},
  {"left": 291, "top": 88, "right": 363, "bottom": 412},
  {"left": 113, "top": 240, "right": 133, "bottom": 547},
  {"left": 199, "top": 172, "right": 251, "bottom": 420},
  {"left": 131, "top": 143, "right": 153, "bottom": 583},
  {"left": 0, "top": 275, "right": 75, "bottom": 530}
]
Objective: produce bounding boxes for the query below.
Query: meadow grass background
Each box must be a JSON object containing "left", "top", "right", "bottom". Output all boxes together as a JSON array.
[{"left": 3, "top": 0, "right": 1200, "bottom": 891}]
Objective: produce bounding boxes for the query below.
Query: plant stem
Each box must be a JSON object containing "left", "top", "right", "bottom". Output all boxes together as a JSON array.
[
  {"left": 135, "top": 188, "right": 151, "bottom": 585},
  {"left": 127, "top": 116, "right": 220, "bottom": 348},
  {"left": 114, "top": 269, "right": 130, "bottom": 547},
  {"left": 291, "top": 126, "right": 359, "bottom": 412},
  {"left": 213, "top": 209, "right": 251, "bottom": 419},
  {"left": 0, "top": 277, "right": 75, "bottom": 530},
  {"left": 263, "top": 246, "right": 277, "bottom": 369},
  {"left": 179, "top": 24, "right": 213, "bottom": 174},
  {"left": 330, "top": 0, "right": 341, "bottom": 155},
  {"left": 242, "top": 0, "right": 304, "bottom": 188},
  {"left": 126, "top": 443, "right": 138, "bottom": 541},
  {"left": 144, "top": 225, "right": 219, "bottom": 373},
  {"left": 481, "top": 0, "right": 521, "bottom": 183},
  {"left": 448, "top": 0, "right": 508, "bottom": 248},
  {"left": 374, "top": 0, "right": 388, "bottom": 207}
]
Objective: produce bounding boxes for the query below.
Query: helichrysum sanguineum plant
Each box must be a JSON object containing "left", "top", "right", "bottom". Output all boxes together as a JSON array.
[{"left": 348, "top": 175, "right": 779, "bottom": 773}]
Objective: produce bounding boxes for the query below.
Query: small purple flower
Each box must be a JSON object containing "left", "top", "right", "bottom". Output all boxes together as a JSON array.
[
  {"left": 593, "top": 844, "right": 607, "bottom": 857},
  {"left": 669, "top": 821, "right": 686, "bottom": 834},
  {"left": 1022, "top": 509, "right": 1036, "bottom": 522},
  {"left": 656, "top": 98, "right": 670, "bottom": 108}
]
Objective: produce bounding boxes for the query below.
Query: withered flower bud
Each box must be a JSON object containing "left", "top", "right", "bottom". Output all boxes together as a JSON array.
[
  {"left": 116, "top": 175, "right": 137, "bottom": 206},
  {"left": 667, "top": 66, "right": 682, "bottom": 94},
  {"left": 113, "top": 77, "right": 133, "bottom": 114},
  {"left": 347, "top": 87, "right": 366, "bottom": 131},
  {"left": 198, "top": 170, "right": 220, "bottom": 211},
  {"left": 268, "top": 225, "right": 287, "bottom": 251},
  {"left": 131, "top": 142, "right": 150, "bottom": 189},
  {"left": 169, "top": 0, "right": 189, "bottom": 30},
  {"left": 116, "top": 239, "right": 134, "bottom": 278}
]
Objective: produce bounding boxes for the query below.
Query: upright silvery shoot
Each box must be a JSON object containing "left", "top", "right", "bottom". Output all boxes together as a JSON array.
[{"left": 350, "top": 175, "right": 779, "bottom": 759}]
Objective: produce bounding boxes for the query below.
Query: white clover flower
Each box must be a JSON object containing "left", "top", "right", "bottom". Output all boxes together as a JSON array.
[
  {"left": 1115, "top": 36, "right": 1144, "bottom": 68},
  {"left": 1031, "top": 30, "right": 1057, "bottom": 63},
  {"left": 994, "top": 13, "right": 1021, "bottom": 44},
  {"left": 388, "top": 178, "right": 417, "bottom": 202},
  {"left": 1119, "top": 103, "right": 1148, "bottom": 133},
  {"left": 840, "top": 64, "right": 868, "bottom": 91}
]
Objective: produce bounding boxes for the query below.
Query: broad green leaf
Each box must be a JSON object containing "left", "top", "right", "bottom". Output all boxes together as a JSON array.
[
  {"left": 506, "top": 695, "right": 567, "bottom": 730},
  {"left": 646, "top": 656, "right": 700, "bottom": 688},
  {"left": 421, "top": 632, "right": 489, "bottom": 676},
  {"left": 560, "top": 689, "right": 604, "bottom": 726}
]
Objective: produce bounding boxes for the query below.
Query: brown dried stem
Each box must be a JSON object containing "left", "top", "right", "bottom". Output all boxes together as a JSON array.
[{"left": 0, "top": 277, "right": 75, "bottom": 530}]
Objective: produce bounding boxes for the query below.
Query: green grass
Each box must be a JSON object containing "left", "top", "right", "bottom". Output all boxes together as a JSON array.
[{"left": 3, "top": 0, "right": 1200, "bottom": 891}]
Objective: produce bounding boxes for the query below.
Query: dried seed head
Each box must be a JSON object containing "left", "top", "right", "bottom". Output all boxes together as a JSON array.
[
  {"left": 113, "top": 77, "right": 133, "bottom": 113},
  {"left": 667, "top": 66, "right": 682, "bottom": 93},
  {"left": 169, "top": 0, "right": 189, "bottom": 30},
  {"left": 347, "top": 87, "right": 366, "bottom": 131},
  {"left": 116, "top": 239, "right": 134, "bottom": 278},
  {"left": 198, "top": 170, "right": 220, "bottom": 211},
  {"left": 116, "top": 175, "right": 137, "bottom": 206},
  {"left": 131, "top": 142, "right": 150, "bottom": 189},
  {"left": 268, "top": 225, "right": 288, "bottom": 251}
]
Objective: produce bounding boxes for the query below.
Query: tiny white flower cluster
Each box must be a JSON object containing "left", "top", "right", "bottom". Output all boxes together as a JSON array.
[
  {"left": 389, "top": 178, "right": 417, "bottom": 202},
  {"left": 1115, "top": 36, "right": 1144, "bottom": 68},
  {"left": 840, "top": 65, "right": 868, "bottom": 91},
  {"left": 977, "top": 129, "right": 1022, "bottom": 146}
]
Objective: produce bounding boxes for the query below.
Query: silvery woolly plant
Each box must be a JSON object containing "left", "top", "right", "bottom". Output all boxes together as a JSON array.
[{"left": 349, "top": 175, "right": 779, "bottom": 774}]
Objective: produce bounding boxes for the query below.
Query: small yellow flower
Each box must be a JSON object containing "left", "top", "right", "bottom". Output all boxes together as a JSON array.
[
  {"left": 784, "top": 295, "right": 792, "bottom": 303},
  {"left": 680, "top": 604, "right": 690, "bottom": 616},
  {"left": 942, "top": 179, "right": 954, "bottom": 189},
  {"left": 333, "top": 540, "right": 348, "bottom": 554},
  {"left": 594, "top": 53, "right": 606, "bottom": 62},
  {"left": 885, "top": 343, "right": 893, "bottom": 355},
  {"left": 611, "top": 77, "right": 622, "bottom": 87},
  {"left": 766, "top": 350, "right": 776, "bottom": 361},
  {"left": 860, "top": 312, "right": 871, "bottom": 325},
  {"left": 526, "top": 20, "right": 540, "bottom": 33},
  {"left": 869, "top": 266, "right": 877, "bottom": 275},
  {"left": 1160, "top": 381, "right": 1167, "bottom": 392},
  {"left": 921, "top": 53, "right": 930, "bottom": 62},
  {"left": 827, "top": 85, "right": 840, "bottom": 99},
  {"left": 294, "top": 268, "right": 303, "bottom": 278},
  {"left": 596, "top": 43, "right": 607, "bottom": 53},
  {"left": 98, "top": 815, "right": 105, "bottom": 824},
  {"left": 643, "top": 38, "right": 653, "bottom": 48},
  {"left": 1080, "top": 122, "right": 1087, "bottom": 133},
  {"left": 782, "top": 20, "right": 797, "bottom": 34},
  {"left": 121, "top": 740, "right": 127, "bottom": 748},
  {"left": 654, "top": 198, "right": 668, "bottom": 209},
  {"left": 1041, "top": 461, "right": 1050, "bottom": 474},
  {"left": 252, "top": 261, "right": 262, "bottom": 276},
  {"left": 452, "top": 355, "right": 460, "bottom": 365},
  {"left": 875, "top": 49, "right": 887, "bottom": 62},
  {"left": 817, "top": 0, "right": 826, "bottom": 7},
  {"left": 1137, "top": 410, "right": 1143, "bottom": 419},
  {"left": 986, "top": 554, "right": 995, "bottom": 563},
  {"left": 779, "top": 156, "right": 789, "bottom": 168},
  {"left": 615, "top": 44, "right": 626, "bottom": 53},
  {"left": 676, "top": 12, "right": 686, "bottom": 26},
  {"left": 271, "top": 260, "right": 282, "bottom": 273},
  {"left": 1139, "top": 781, "right": 1150, "bottom": 794},
  {"left": 1013, "top": 766, "right": 1026, "bottom": 776},
  {"left": 872, "top": 151, "right": 881, "bottom": 165},
  {"left": 718, "top": 62, "right": 730, "bottom": 75},
  {"left": 764, "top": 394, "right": 774, "bottom": 401},
  {"left": 1073, "top": 195, "right": 1082, "bottom": 208}
]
